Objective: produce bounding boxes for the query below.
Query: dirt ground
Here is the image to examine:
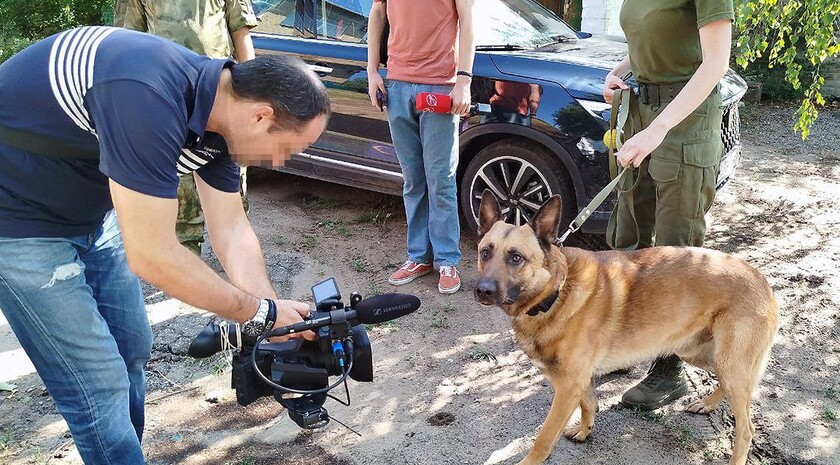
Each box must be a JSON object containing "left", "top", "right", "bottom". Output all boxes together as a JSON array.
[{"left": 1, "top": 102, "right": 838, "bottom": 465}]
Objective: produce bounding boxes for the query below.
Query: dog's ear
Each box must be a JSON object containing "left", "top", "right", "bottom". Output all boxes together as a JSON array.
[
  {"left": 478, "top": 189, "right": 502, "bottom": 239},
  {"left": 529, "top": 195, "right": 563, "bottom": 247}
]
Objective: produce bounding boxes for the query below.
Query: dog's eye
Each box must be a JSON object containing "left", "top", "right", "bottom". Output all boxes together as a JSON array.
[
  {"left": 510, "top": 253, "right": 523, "bottom": 265},
  {"left": 480, "top": 249, "right": 490, "bottom": 261}
]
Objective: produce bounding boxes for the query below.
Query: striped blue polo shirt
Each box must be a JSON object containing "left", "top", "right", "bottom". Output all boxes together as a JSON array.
[{"left": 0, "top": 26, "right": 241, "bottom": 238}]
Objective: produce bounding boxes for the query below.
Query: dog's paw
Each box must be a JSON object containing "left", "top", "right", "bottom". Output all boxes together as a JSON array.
[
  {"left": 563, "top": 423, "right": 592, "bottom": 442},
  {"left": 685, "top": 399, "right": 716, "bottom": 415}
]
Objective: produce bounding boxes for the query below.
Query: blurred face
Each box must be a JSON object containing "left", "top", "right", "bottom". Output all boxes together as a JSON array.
[{"left": 226, "top": 102, "right": 327, "bottom": 167}]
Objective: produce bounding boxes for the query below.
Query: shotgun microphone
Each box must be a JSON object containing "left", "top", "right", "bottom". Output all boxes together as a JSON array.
[
  {"left": 268, "top": 293, "right": 421, "bottom": 337},
  {"left": 187, "top": 293, "right": 421, "bottom": 358}
]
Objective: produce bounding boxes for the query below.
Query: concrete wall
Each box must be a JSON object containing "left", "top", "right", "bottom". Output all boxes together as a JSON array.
[
  {"left": 581, "top": 0, "right": 624, "bottom": 37},
  {"left": 825, "top": 56, "right": 840, "bottom": 98}
]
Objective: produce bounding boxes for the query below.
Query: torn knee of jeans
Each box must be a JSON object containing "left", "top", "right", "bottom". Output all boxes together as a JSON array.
[{"left": 41, "top": 263, "right": 83, "bottom": 289}]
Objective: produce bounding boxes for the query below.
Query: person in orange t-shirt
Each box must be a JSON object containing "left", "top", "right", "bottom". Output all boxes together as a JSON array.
[{"left": 366, "top": 0, "right": 475, "bottom": 295}]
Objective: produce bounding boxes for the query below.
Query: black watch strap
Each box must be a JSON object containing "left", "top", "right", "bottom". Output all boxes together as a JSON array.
[
  {"left": 264, "top": 299, "right": 277, "bottom": 332},
  {"left": 456, "top": 70, "right": 472, "bottom": 78}
]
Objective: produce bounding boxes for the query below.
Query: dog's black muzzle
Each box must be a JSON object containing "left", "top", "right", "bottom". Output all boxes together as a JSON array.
[{"left": 474, "top": 277, "right": 498, "bottom": 305}]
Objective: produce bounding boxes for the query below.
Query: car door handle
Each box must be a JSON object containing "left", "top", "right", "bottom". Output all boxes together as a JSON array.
[{"left": 309, "top": 63, "right": 334, "bottom": 77}]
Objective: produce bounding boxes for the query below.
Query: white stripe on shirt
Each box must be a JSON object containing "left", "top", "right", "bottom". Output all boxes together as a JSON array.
[{"left": 48, "top": 27, "right": 117, "bottom": 135}]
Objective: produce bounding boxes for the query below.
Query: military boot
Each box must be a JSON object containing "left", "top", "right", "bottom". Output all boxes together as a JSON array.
[{"left": 621, "top": 354, "right": 688, "bottom": 410}]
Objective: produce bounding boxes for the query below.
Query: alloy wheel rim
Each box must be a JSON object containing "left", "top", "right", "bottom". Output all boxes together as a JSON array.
[{"left": 470, "top": 156, "right": 553, "bottom": 226}]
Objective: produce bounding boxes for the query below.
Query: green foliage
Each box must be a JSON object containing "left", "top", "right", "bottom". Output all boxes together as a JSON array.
[
  {"left": 736, "top": 0, "right": 840, "bottom": 139},
  {"left": 0, "top": 0, "right": 114, "bottom": 63}
]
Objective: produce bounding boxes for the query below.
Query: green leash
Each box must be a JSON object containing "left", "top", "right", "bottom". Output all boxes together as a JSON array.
[{"left": 555, "top": 88, "right": 636, "bottom": 246}]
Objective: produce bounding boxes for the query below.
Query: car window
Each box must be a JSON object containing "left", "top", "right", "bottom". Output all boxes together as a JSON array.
[{"left": 253, "top": 0, "right": 372, "bottom": 43}]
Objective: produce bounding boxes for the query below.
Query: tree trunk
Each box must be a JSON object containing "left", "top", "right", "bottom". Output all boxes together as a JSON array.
[{"left": 563, "top": 0, "right": 582, "bottom": 30}]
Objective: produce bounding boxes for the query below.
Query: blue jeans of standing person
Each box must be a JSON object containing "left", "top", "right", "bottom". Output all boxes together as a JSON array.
[
  {"left": 385, "top": 79, "right": 461, "bottom": 268},
  {"left": 0, "top": 211, "right": 151, "bottom": 464}
]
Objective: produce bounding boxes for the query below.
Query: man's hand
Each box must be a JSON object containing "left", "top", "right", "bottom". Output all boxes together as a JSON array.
[
  {"left": 603, "top": 74, "right": 630, "bottom": 104},
  {"left": 368, "top": 71, "right": 386, "bottom": 110},
  {"left": 450, "top": 76, "right": 471, "bottom": 116},
  {"left": 616, "top": 125, "right": 667, "bottom": 168},
  {"left": 271, "top": 299, "right": 317, "bottom": 341}
]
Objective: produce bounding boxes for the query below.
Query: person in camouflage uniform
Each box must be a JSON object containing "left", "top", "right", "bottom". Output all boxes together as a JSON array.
[{"left": 114, "top": 0, "right": 258, "bottom": 255}]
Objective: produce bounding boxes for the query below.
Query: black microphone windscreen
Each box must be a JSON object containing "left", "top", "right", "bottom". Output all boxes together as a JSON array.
[{"left": 353, "top": 293, "right": 420, "bottom": 324}]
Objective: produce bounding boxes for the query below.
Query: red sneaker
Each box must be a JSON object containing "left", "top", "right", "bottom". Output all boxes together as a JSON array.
[
  {"left": 388, "top": 261, "right": 433, "bottom": 285},
  {"left": 438, "top": 266, "right": 461, "bottom": 294}
]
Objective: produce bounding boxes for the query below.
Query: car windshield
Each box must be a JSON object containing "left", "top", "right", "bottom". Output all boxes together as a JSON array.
[
  {"left": 474, "top": 0, "right": 578, "bottom": 48},
  {"left": 252, "top": 0, "right": 577, "bottom": 49}
]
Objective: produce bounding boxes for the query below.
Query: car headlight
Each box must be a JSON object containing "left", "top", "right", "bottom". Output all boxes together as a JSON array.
[{"left": 577, "top": 99, "right": 611, "bottom": 122}]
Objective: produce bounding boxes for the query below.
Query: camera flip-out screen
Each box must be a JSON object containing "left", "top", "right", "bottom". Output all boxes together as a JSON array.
[{"left": 312, "top": 278, "right": 340, "bottom": 305}]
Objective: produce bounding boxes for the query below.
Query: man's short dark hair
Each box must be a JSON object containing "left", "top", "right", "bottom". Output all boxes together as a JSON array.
[{"left": 229, "top": 55, "right": 331, "bottom": 132}]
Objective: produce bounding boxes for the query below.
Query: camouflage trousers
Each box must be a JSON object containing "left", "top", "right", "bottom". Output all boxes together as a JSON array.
[
  {"left": 176, "top": 167, "right": 248, "bottom": 255},
  {"left": 608, "top": 87, "right": 724, "bottom": 249}
]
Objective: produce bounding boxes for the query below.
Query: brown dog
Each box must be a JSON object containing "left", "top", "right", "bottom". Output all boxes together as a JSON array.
[{"left": 474, "top": 191, "right": 778, "bottom": 465}]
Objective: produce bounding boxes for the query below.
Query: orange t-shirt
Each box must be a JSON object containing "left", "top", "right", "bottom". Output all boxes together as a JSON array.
[{"left": 375, "top": 0, "right": 459, "bottom": 85}]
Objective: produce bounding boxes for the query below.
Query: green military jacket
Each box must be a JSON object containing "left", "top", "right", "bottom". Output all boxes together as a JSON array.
[{"left": 114, "top": 0, "right": 258, "bottom": 59}]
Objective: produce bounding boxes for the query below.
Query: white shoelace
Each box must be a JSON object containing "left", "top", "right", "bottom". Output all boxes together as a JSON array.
[{"left": 439, "top": 266, "right": 456, "bottom": 277}]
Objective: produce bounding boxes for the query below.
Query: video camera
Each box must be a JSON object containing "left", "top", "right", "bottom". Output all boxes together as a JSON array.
[{"left": 187, "top": 278, "right": 420, "bottom": 429}]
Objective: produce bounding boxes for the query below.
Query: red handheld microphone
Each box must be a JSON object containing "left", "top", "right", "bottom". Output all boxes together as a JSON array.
[
  {"left": 416, "top": 92, "right": 452, "bottom": 113},
  {"left": 415, "top": 92, "right": 490, "bottom": 115}
]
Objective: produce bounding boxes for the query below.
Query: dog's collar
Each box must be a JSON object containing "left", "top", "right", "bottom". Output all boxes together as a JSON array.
[{"left": 526, "top": 290, "right": 560, "bottom": 317}]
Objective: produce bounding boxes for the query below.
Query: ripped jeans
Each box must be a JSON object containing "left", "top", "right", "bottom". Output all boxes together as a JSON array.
[{"left": 0, "top": 211, "right": 151, "bottom": 464}]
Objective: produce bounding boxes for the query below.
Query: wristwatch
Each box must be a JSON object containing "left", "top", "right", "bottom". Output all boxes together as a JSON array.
[{"left": 242, "top": 299, "right": 276, "bottom": 337}]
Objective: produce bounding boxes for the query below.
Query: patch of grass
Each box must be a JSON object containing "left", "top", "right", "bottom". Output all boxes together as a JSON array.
[
  {"left": 302, "top": 195, "right": 343, "bottom": 211},
  {"left": 225, "top": 457, "right": 255, "bottom": 465},
  {"left": 349, "top": 253, "right": 368, "bottom": 273},
  {"left": 354, "top": 212, "right": 377, "bottom": 224},
  {"left": 316, "top": 219, "right": 352, "bottom": 237},
  {"left": 630, "top": 407, "right": 695, "bottom": 450},
  {"left": 211, "top": 357, "right": 229, "bottom": 376},
  {"left": 701, "top": 433, "right": 729, "bottom": 461},
  {"left": 823, "top": 408, "right": 837, "bottom": 422},
  {"left": 430, "top": 314, "right": 449, "bottom": 329},
  {"left": 366, "top": 279, "right": 383, "bottom": 296},
  {"left": 365, "top": 321, "right": 397, "bottom": 331},
  {"left": 443, "top": 299, "right": 456, "bottom": 313},
  {"left": 0, "top": 429, "right": 11, "bottom": 452},
  {"left": 336, "top": 223, "right": 351, "bottom": 237},
  {"left": 274, "top": 234, "right": 288, "bottom": 247},
  {"left": 470, "top": 345, "right": 498, "bottom": 363},
  {"left": 826, "top": 384, "right": 838, "bottom": 400},
  {"left": 354, "top": 210, "right": 393, "bottom": 225},
  {"left": 301, "top": 234, "right": 318, "bottom": 251}
]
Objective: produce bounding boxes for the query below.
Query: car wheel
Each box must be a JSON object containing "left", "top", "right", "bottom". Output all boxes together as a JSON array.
[{"left": 460, "top": 140, "right": 575, "bottom": 236}]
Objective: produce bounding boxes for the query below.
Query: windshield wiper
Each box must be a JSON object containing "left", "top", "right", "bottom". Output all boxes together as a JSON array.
[
  {"left": 475, "top": 44, "right": 526, "bottom": 51},
  {"left": 535, "top": 34, "right": 578, "bottom": 50}
]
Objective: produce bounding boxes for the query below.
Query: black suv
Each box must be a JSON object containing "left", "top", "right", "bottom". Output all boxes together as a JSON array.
[{"left": 251, "top": 0, "right": 747, "bottom": 237}]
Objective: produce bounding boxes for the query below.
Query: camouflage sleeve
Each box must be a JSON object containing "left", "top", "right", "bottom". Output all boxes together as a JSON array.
[
  {"left": 113, "top": 0, "right": 148, "bottom": 31},
  {"left": 225, "top": 0, "right": 258, "bottom": 33}
]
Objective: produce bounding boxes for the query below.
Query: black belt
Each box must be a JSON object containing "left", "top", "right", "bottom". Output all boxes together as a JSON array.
[
  {"left": 637, "top": 81, "right": 689, "bottom": 107},
  {"left": 0, "top": 124, "right": 99, "bottom": 160}
]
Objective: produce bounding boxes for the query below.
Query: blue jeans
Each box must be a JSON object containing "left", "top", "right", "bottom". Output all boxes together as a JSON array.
[
  {"left": 0, "top": 211, "right": 151, "bottom": 464},
  {"left": 385, "top": 79, "right": 461, "bottom": 267}
]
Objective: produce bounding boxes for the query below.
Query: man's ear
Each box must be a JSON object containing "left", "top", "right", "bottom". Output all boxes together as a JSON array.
[
  {"left": 253, "top": 103, "right": 275, "bottom": 124},
  {"left": 529, "top": 195, "right": 563, "bottom": 248},
  {"left": 478, "top": 189, "right": 502, "bottom": 239}
]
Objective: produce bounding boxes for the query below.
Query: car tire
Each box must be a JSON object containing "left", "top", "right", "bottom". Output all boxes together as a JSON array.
[{"left": 460, "top": 139, "right": 575, "bottom": 237}]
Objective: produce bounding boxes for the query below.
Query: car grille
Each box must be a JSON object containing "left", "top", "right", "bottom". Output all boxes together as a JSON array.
[{"left": 721, "top": 101, "right": 741, "bottom": 153}]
